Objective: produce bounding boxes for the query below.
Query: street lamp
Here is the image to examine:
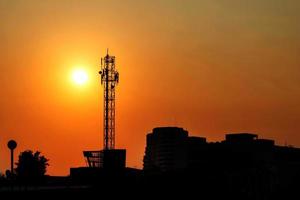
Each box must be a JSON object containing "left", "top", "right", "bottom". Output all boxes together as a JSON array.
[{"left": 7, "top": 140, "right": 17, "bottom": 175}]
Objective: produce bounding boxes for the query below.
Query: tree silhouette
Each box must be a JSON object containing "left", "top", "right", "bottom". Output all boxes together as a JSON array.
[{"left": 15, "top": 150, "right": 49, "bottom": 183}]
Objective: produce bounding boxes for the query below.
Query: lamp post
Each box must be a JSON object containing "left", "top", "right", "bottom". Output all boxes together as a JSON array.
[{"left": 7, "top": 140, "right": 17, "bottom": 175}]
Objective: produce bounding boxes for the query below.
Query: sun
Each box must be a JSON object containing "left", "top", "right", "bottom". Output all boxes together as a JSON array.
[{"left": 72, "top": 69, "right": 88, "bottom": 85}]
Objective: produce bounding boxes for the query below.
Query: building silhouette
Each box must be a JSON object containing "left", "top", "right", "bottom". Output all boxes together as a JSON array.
[
  {"left": 143, "top": 127, "right": 300, "bottom": 172},
  {"left": 143, "top": 127, "right": 189, "bottom": 171},
  {"left": 69, "top": 126, "right": 300, "bottom": 199}
]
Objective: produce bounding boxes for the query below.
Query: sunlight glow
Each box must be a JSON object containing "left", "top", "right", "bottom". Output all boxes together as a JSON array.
[{"left": 72, "top": 69, "right": 88, "bottom": 85}]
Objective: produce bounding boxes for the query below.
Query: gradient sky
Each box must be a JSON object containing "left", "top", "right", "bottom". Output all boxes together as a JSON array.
[{"left": 0, "top": 0, "right": 299, "bottom": 175}]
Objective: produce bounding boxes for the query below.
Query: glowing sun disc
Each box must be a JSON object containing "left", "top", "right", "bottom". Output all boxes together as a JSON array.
[{"left": 72, "top": 69, "right": 88, "bottom": 85}]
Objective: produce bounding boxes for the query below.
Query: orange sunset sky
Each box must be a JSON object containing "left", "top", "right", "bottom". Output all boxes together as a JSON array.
[{"left": 0, "top": 0, "right": 299, "bottom": 175}]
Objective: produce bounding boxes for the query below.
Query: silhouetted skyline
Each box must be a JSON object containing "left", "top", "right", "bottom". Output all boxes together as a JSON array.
[{"left": 143, "top": 127, "right": 300, "bottom": 172}]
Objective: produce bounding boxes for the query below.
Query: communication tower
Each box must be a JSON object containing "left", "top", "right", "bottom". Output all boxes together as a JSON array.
[
  {"left": 83, "top": 50, "right": 125, "bottom": 170},
  {"left": 99, "top": 50, "right": 119, "bottom": 150}
]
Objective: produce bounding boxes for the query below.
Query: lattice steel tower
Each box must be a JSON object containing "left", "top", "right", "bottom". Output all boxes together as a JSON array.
[{"left": 99, "top": 51, "right": 119, "bottom": 150}]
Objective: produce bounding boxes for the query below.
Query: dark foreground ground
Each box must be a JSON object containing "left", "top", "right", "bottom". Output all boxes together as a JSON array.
[{"left": 1, "top": 167, "right": 300, "bottom": 199}]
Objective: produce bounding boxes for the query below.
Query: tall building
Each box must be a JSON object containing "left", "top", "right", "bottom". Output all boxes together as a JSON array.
[
  {"left": 143, "top": 127, "right": 189, "bottom": 171},
  {"left": 143, "top": 127, "right": 300, "bottom": 172},
  {"left": 143, "top": 127, "right": 206, "bottom": 171}
]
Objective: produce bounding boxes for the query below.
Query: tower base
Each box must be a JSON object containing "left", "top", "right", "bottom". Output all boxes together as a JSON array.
[{"left": 83, "top": 149, "right": 126, "bottom": 170}]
